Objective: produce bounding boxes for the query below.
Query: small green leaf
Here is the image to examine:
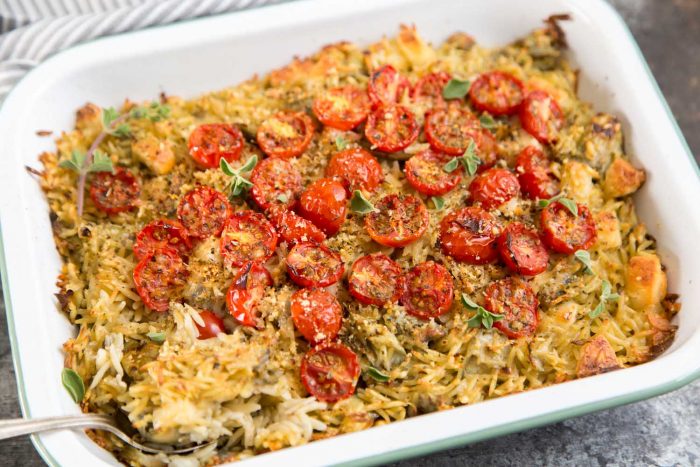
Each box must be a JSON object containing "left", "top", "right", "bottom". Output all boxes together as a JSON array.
[
  {"left": 601, "top": 279, "right": 612, "bottom": 298},
  {"left": 238, "top": 155, "right": 258, "bottom": 173},
  {"left": 443, "top": 157, "right": 459, "bottom": 173},
  {"left": 130, "top": 107, "right": 146, "bottom": 119},
  {"left": 608, "top": 293, "right": 620, "bottom": 301},
  {"left": 220, "top": 158, "right": 237, "bottom": 177},
  {"left": 87, "top": 151, "right": 114, "bottom": 173},
  {"left": 59, "top": 150, "right": 86, "bottom": 172},
  {"left": 335, "top": 136, "right": 348, "bottom": 151},
  {"left": 430, "top": 196, "right": 445, "bottom": 211},
  {"left": 61, "top": 368, "right": 85, "bottom": 403},
  {"left": 460, "top": 293, "right": 479, "bottom": 310},
  {"left": 277, "top": 193, "right": 289, "bottom": 203},
  {"left": 479, "top": 114, "right": 497, "bottom": 132},
  {"left": 365, "top": 366, "right": 390, "bottom": 382},
  {"left": 589, "top": 302, "right": 605, "bottom": 319},
  {"left": 442, "top": 78, "right": 471, "bottom": 100},
  {"left": 574, "top": 250, "right": 593, "bottom": 274},
  {"left": 147, "top": 331, "right": 166, "bottom": 344},
  {"left": 102, "top": 107, "right": 119, "bottom": 128},
  {"left": 112, "top": 123, "right": 131, "bottom": 138},
  {"left": 538, "top": 194, "right": 578, "bottom": 217},
  {"left": 350, "top": 190, "right": 377, "bottom": 214},
  {"left": 461, "top": 140, "right": 480, "bottom": 176},
  {"left": 467, "top": 315, "right": 483, "bottom": 328},
  {"left": 58, "top": 160, "right": 81, "bottom": 172}
]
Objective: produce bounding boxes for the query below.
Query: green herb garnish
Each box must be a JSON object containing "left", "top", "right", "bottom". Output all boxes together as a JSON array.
[
  {"left": 443, "top": 140, "right": 480, "bottom": 176},
  {"left": 430, "top": 196, "right": 445, "bottom": 211},
  {"left": 442, "top": 78, "right": 471, "bottom": 100},
  {"left": 335, "top": 136, "right": 348, "bottom": 151},
  {"left": 574, "top": 250, "right": 594, "bottom": 274},
  {"left": 350, "top": 190, "right": 377, "bottom": 214},
  {"left": 479, "top": 114, "right": 497, "bottom": 132},
  {"left": 462, "top": 293, "right": 504, "bottom": 329},
  {"left": 276, "top": 193, "right": 289, "bottom": 203},
  {"left": 589, "top": 280, "right": 620, "bottom": 319},
  {"left": 220, "top": 155, "right": 258, "bottom": 198},
  {"left": 537, "top": 194, "right": 578, "bottom": 217},
  {"left": 147, "top": 331, "right": 166, "bottom": 344},
  {"left": 61, "top": 368, "right": 85, "bottom": 403},
  {"left": 365, "top": 366, "right": 390, "bottom": 382}
]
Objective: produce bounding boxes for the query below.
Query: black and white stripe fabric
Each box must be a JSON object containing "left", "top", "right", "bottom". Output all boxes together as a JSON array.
[{"left": 0, "top": 0, "right": 280, "bottom": 99}]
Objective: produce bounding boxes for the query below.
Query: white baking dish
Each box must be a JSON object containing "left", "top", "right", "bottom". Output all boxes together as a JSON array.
[{"left": 0, "top": 0, "right": 698, "bottom": 465}]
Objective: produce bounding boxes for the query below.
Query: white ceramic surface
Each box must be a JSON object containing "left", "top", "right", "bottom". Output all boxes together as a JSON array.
[{"left": 0, "top": 0, "right": 698, "bottom": 465}]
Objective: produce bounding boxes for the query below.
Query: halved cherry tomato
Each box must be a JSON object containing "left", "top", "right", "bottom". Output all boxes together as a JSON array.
[
  {"left": 286, "top": 242, "right": 344, "bottom": 288},
  {"left": 177, "top": 186, "right": 232, "bottom": 239},
  {"left": 298, "top": 178, "right": 347, "bottom": 236},
  {"left": 257, "top": 111, "right": 314, "bottom": 159},
  {"left": 485, "top": 277, "right": 539, "bottom": 339},
  {"left": 348, "top": 253, "right": 403, "bottom": 306},
  {"left": 312, "top": 86, "right": 370, "bottom": 131},
  {"left": 291, "top": 288, "right": 343, "bottom": 344},
  {"left": 439, "top": 206, "right": 501, "bottom": 264},
  {"left": 133, "top": 248, "right": 188, "bottom": 312},
  {"left": 400, "top": 261, "right": 454, "bottom": 320},
  {"left": 368, "top": 65, "right": 410, "bottom": 107},
  {"left": 540, "top": 202, "right": 596, "bottom": 254},
  {"left": 404, "top": 148, "right": 462, "bottom": 196},
  {"left": 326, "top": 148, "right": 384, "bottom": 193},
  {"left": 134, "top": 219, "right": 192, "bottom": 261},
  {"left": 469, "top": 168, "right": 520, "bottom": 209},
  {"left": 469, "top": 71, "right": 524, "bottom": 116},
  {"left": 411, "top": 71, "right": 452, "bottom": 109},
  {"left": 424, "top": 105, "right": 498, "bottom": 166},
  {"left": 515, "top": 146, "right": 560, "bottom": 200},
  {"left": 226, "top": 262, "right": 272, "bottom": 328},
  {"left": 220, "top": 211, "right": 278, "bottom": 268},
  {"left": 497, "top": 222, "right": 549, "bottom": 276},
  {"left": 195, "top": 310, "right": 226, "bottom": 339},
  {"left": 520, "top": 90, "right": 564, "bottom": 144},
  {"left": 364, "top": 194, "right": 428, "bottom": 247},
  {"left": 250, "top": 157, "right": 303, "bottom": 210},
  {"left": 89, "top": 167, "right": 140, "bottom": 215},
  {"left": 188, "top": 123, "right": 244, "bottom": 168},
  {"left": 365, "top": 105, "right": 419, "bottom": 153},
  {"left": 266, "top": 205, "right": 326, "bottom": 245},
  {"left": 301, "top": 342, "right": 360, "bottom": 403}
]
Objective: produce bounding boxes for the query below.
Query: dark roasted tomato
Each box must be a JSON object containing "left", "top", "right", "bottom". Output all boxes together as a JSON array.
[
  {"left": 250, "top": 157, "right": 303, "bottom": 210},
  {"left": 312, "top": 85, "right": 371, "bottom": 131},
  {"left": 365, "top": 105, "right": 419, "bottom": 153},
  {"left": 326, "top": 148, "right": 384, "bottom": 193},
  {"left": 400, "top": 261, "right": 454, "bottom": 319},
  {"left": 519, "top": 90, "right": 564, "bottom": 144},
  {"left": 368, "top": 65, "right": 410, "bottom": 107},
  {"left": 195, "top": 310, "right": 226, "bottom": 339},
  {"left": 497, "top": 222, "right": 549, "bottom": 276},
  {"left": 469, "top": 71, "right": 524, "bottom": 116},
  {"left": 348, "top": 253, "right": 403, "bottom": 306},
  {"left": 286, "top": 242, "right": 344, "bottom": 288},
  {"left": 439, "top": 206, "right": 501, "bottom": 264},
  {"left": 188, "top": 123, "right": 244, "bottom": 168},
  {"left": 540, "top": 202, "right": 596, "bottom": 254},
  {"left": 485, "top": 277, "right": 539, "bottom": 339},
  {"left": 424, "top": 105, "right": 498, "bottom": 166},
  {"left": 256, "top": 111, "right": 314, "bottom": 159},
  {"left": 411, "top": 71, "right": 452, "bottom": 109},
  {"left": 301, "top": 342, "right": 360, "bottom": 403},
  {"left": 177, "top": 186, "right": 232, "bottom": 239},
  {"left": 298, "top": 178, "right": 348, "bottom": 236},
  {"left": 405, "top": 148, "right": 461, "bottom": 196},
  {"left": 266, "top": 205, "right": 326, "bottom": 245},
  {"left": 220, "top": 211, "right": 278, "bottom": 268},
  {"left": 133, "top": 219, "right": 192, "bottom": 261},
  {"left": 291, "top": 288, "right": 343, "bottom": 344},
  {"left": 469, "top": 168, "right": 520, "bottom": 210},
  {"left": 364, "top": 194, "right": 429, "bottom": 247},
  {"left": 133, "top": 248, "right": 188, "bottom": 312},
  {"left": 514, "top": 146, "right": 560, "bottom": 200},
  {"left": 89, "top": 167, "right": 140, "bottom": 215},
  {"left": 226, "top": 262, "right": 273, "bottom": 328}
]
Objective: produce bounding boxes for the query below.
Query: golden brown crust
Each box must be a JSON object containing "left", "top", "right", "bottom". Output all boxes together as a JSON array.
[{"left": 576, "top": 336, "right": 622, "bottom": 378}]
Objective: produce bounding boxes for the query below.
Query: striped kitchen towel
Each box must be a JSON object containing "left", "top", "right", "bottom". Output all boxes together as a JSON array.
[{"left": 0, "top": 0, "right": 282, "bottom": 100}]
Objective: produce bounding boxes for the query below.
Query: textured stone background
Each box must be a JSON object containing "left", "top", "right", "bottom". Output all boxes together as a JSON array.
[{"left": 0, "top": 0, "right": 698, "bottom": 465}]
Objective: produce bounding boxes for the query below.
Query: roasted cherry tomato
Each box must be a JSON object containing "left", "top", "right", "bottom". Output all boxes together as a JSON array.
[
  {"left": 298, "top": 178, "right": 348, "bottom": 236},
  {"left": 195, "top": 310, "right": 226, "bottom": 339},
  {"left": 404, "top": 148, "right": 462, "bottom": 196},
  {"left": 540, "top": 202, "right": 597, "bottom": 254},
  {"left": 134, "top": 219, "right": 192, "bottom": 261},
  {"left": 301, "top": 342, "right": 360, "bottom": 403},
  {"left": 250, "top": 157, "right": 303, "bottom": 210},
  {"left": 411, "top": 71, "right": 452, "bottom": 109},
  {"left": 291, "top": 288, "right": 343, "bottom": 344},
  {"left": 364, "top": 194, "right": 429, "bottom": 247},
  {"left": 439, "top": 206, "right": 501, "bottom": 264},
  {"left": 497, "top": 222, "right": 549, "bottom": 276},
  {"left": 424, "top": 105, "right": 498, "bottom": 166},
  {"left": 519, "top": 90, "right": 564, "bottom": 144},
  {"left": 400, "top": 261, "right": 454, "bottom": 320},
  {"left": 257, "top": 111, "right": 314, "bottom": 159},
  {"left": 485, "top": 277, "right": 539, "bottom": 339},
  {"left": 177, "top": 186, "right": 232, "bottom": 239},
  {"left": 348, "top": 253, "right": 403, "bottom": 306},
  {"left": 326, "top": 148, "right": 384, "bottom": 193},
  {"left": 89, "top": 167, "right": 140, "bottom": 215},
  {"left": 133, "top": 248, "right": 188, "bottom": 312},
  {"left": 469, "top": 71, "right": 524, "bottom": 116},
  {"left": 188, "top": 123, "right": 244, "bottom": 168},
  {"left": 368, "top": 65, "right": 410, "bottom": 107},
  {"left": 286, "top": 242, "right": 344, "bottom": 288},
  {"left": 226, "top": 262, "right": 273, "bottom": 328},
  {"left": 266, "top": 205, "right": 326, "bottom": 246},
  {"left": 220, "top": 211, "right": 278, "bottom": 268},
  {"left": 469, "top": 168, "right": 520, "bottom": 210},
  {"left": 365, "top": 105, "right": 419, "bottom": 153},
  {"left": 514, "top": 146, "right": 560, "bottom": 200},
  {"left": 312, "top": 85, "right": 371, "bottom": 131}
]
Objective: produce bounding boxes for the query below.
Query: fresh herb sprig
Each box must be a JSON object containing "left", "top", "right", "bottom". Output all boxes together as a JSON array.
[
  {"left": 61, "top": 368, "right": 85, "bottom": 403},
  {"left": 430, "top": 196, "right": 445, "bottom": 211},
  {"left": 479, "top": 114, "right": 497, "bottom": 132},
  {"left": 443, "top": 140, "right": 480, "bottom": 176},
  {"left": 220, "top": 155, "right": 258, "bottom": 198},
  {"left": 537, "top": 193, "right": 578, "bottom": 217},
  {"left": 588, "top": 280, "right": 620, "bottom": 319},
  {"left": 350, "top": 190, "right": 377, "bottom": 214},
  {"left": 442, "top": 78, "right": 471, "bottom": 100},
  {"left": 365, "top": 366, "right": 390, "bottom": 382},
  {"left": 462, "top": 293, "right": 504, "bottom": 329},
  {"left": 147, "top": 331, "right": 166, "bottom": 344},
  {"left": 574, "top": 250, "right": 594, "bottom": 274}
]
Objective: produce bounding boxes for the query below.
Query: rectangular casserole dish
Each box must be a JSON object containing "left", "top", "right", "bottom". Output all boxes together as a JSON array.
[{"left": 0, "top": 0, "right": 699, "bottom": 465}]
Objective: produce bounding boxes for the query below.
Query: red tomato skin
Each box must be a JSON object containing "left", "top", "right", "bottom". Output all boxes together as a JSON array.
[
  {"left": 188, "top": 123, "right": 244, "bottom": 168},
  {"left": 195, "top": 310, "right": 226, "bottom": 339},
  {"left": 400, "top": 261, "right": 454, "bottom": 320},
  {"left": 438, "top": 206, "right": 501, "bottom": 264},
  {"left": 368, "top": 65, "right": 410, "bottom": 107},
  {"left": 220, "top": 211, "right": 278, "bottom": 268},
  {"left": 347, "top": 253, "right": 403, "bottom": 306},
  {"left": 364, "top": 194, "right": 429, "bottom": 248},
  {"left": 404, "top": 148, "right": 462, "bottom": 196},
  {"left": 469, "top": 168, "right": 521, "bottom": 210},
  {"left": 540, "top": 202, "right": 597, "bottom": 254},
  {"left": 286, "top": 242, "right": 345, "bottom": 288},
  {"left": 133, "top": 248, "right": 188, "bottom": 313},
  {"left": 250, "top": 157, "right": 303, "bottom": 210},
  {"left": 177, "top": 186, "right": 232, "bottom": 239},
  {"left": 133, "top": 219, "right": 192, "bottom": 261},
  {"left": 89, "top": 167, "right": 140, "bottom": 215},
  {"left": 485, "top": 277, "right": 539, "bottom": 339},
  {"left": 312, "top": 85, "right": 371, "bottom": 131},
  {"left": 298, "top": 178, "right": 348, "bottom": 236},
  {"left": 266, "top": 205, "right": 326, "bottom": 246},
  {"left": 519, "top": 90, "right": 565, "bottom": 144},
  {"left": 256, "top": 111, "right": 315, "bottom": 159},
  {"left": 290, "top": 288, "right": 343, "bottom": 344},
  {"left": 301, "top": 342, "right": 360, "bottom": 403},
  {"left": 497, "top": 222, "right": 549, "bottom": 276},
  {"left": 515, "top": 146, "right": 560, "bottom": 200},
  {"left": 411, "top": 71, "right": 452, "bottom": 108},
  {"left": 226, "top": 262, "right": 272, "bottom": 328},
  {"left": 326, "top": 148, "right": 384, "bottom": 193},
  {"left": 469, "top": 71, "right": 524, "bottom": 116},
  {"left": 364, "top": 105, "right": 419, "bottom": 153}
]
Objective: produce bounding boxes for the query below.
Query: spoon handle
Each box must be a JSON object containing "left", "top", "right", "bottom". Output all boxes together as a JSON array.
[{"left": 0, "top": 414, "right": 113, "bottom": 440}]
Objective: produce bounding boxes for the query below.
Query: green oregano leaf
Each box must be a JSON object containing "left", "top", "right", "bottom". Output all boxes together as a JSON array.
[
  {"left": 335, "top": 136, "right": 348, "bottom": 151},
  {"left": 277, "top": 193, "right": 289, "bottom": 203},
  {"left": 61, "top": 368, "right": 85, "bottom": 403},
  {"left": 220, "top": 158, "right": 237, "bottom": 177},
  {"left": 443, "top": 157, "right": 460, "bottom": 173},
  {"left": 147, "top": 331, "right": 166, "bottom": 344},
  {"left": 442, "top": 78, "right": 471, "bottom": 100},
  {"left": 350, "top": 190, "right": 377, "bottom": 214},
  {"left": 430, "top": 196, "right": 445, "bottom": 211},
  {"left": 102, "top": 107, "right": 119, "bottom": 128},
  {"left": 238, "top": 154, "right": 258, "bottom": 173},
  {"left": 574, "top": 250, "right": 593, "bottom": 274},
  {"left": 461, "top": 293, "right": 503, "bottom": 329},
  {"left": 461, "top": 140, "right": 480, "bottom": 176},
  {"left": 589, "top": 280, "right": 619, "bottom": 319},
  {"left": 538, "top": 194, "right": 579, "bottom": 217},
  {"left": 479, "top": 114, "right": 497, "bottom": 132},
  {"left": 365, "top": 366, "right": 390, "bottom": 382},
  {"left": 87, "top": 151, "right": 114, "bottom": 173},
  {"left": 58, "top": 150, "right": 86, "bottom": 173}
]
